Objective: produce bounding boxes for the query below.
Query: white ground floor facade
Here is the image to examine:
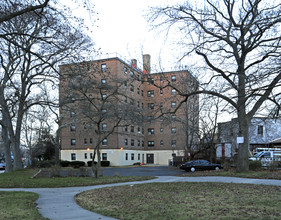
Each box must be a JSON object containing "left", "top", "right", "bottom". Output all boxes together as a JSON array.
[{"left": 61, "top": 149, "right": 185, "bottom": 166}]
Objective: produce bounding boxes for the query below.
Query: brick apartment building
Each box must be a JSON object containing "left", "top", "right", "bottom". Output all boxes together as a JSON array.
[{"left": 59, "top": 54, "right": 199, "bottom": 166}]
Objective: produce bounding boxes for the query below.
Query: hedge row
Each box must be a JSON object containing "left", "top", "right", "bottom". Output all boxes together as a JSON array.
[{"left": 60, "top": 160, "right": 110, "bottom": 168}]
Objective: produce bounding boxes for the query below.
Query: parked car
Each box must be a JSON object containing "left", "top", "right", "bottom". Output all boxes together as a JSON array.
[
  {"left": 0, "top": 162, "right": 6, "bottom": 170},
  {"left": 180, "top": 160, "right": 223, "bottom": 172}
]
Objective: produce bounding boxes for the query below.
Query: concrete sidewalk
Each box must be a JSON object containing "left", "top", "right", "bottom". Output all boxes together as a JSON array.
[{"left": 1, "top": 176, "right": 281, "bottom": 220}]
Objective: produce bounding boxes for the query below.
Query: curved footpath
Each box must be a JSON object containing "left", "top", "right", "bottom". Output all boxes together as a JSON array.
[{"left": 1, "top": 176, "right": 281, "bottom": 220}]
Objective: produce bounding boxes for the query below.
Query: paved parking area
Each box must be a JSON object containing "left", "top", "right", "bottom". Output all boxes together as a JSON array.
[{"left": 102, "top": 165, "right": 183, "bottom": 176}]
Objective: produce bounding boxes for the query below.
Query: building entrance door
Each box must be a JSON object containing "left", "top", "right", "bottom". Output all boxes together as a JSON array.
[{"left": 146, "top": 154, "right": 154, "bottom": 164}]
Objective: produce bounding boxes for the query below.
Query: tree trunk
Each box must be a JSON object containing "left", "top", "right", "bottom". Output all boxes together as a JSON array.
[
  {"left": 236, "top": 112, "right": 249, "bottom": 172},
  {"left": 1, "top": 125, "right": 13, "bottom": 172},
  {"left": 54, "top": 127, "right": 61, "bottom": 166},
  {"left": 11, "top": 140, "right": 23, "bottom": 170}
]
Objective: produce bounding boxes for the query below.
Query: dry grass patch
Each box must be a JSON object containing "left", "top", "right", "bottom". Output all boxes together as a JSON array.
[
  {"left": 0, "top": 191, "right": 47, "bottom": 220},
  {"left": 178, "top": 168, "right": 281, "bottom": 180},
  {"left": 76, "top": 182, "right": 281, "bottom": 220}
]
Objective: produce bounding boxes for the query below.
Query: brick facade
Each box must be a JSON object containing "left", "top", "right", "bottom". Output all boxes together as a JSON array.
[{"left": 59, "top": 55, "right": 199, "bottom": 166}]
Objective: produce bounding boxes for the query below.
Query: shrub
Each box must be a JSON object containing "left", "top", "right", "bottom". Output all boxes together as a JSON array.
[
  {"left": 69, "top": 161, "right": 85, "bottom": 168},
  {"left": 268, "top": 161, "right": 281, "bottom": 171},
  {"left": 60, "top": 160, "right": 70, "bottom": 167},
  {"left": 87, "top": 161, "right": 97, "bottom": 167},
  {"left": 133, "top": 162, "right": 141, "bottom": 166},
  {"left": 34, "top": 160, "right": 55, "bottom": 168},
  {"left": 101, "top": 160, "right": 110, "bottom": 167},
  {"left": 249, "top": 160, "right": 262, "bottom": 171}
]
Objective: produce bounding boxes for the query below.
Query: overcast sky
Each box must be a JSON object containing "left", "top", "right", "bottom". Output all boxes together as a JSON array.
[{"left": 71, "top": 0, "right": 187, "bottom": 72}]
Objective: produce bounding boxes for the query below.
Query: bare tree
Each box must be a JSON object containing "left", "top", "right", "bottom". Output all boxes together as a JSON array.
[
  {"left": 0, "top": 3, "right": 92, "bottom": 171},
  {"left": 149, "top": 0, "right": 281, "bottom": 172},
  {"left": 0, "top": 0, "right": 50, "bottom": 24}
]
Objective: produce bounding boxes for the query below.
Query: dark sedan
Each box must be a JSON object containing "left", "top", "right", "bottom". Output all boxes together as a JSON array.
[{"left": 180, "top": 160, "right": 223, "bottom": 172}]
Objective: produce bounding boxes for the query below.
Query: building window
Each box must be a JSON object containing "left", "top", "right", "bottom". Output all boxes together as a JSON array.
[
  {"left": 138, "top": 140, "right": 140, "bottom": 147},
  {"left": 70, "top": 111, "right": 75, "bottom": 117},
  {"left": 102, "top": 94, "right": 107, "bottom": 100},
  {"left": 102, "top": 108, "right": 107, "bottom": 113},
  {"left": 148, "top": 103, "right": 154, "bottom": 110},
  {"left": 137, "top": 101, "right": 140, "bottom": 108},
  {"left": 171, "top": 127, "right": 176, "bottom": 134},
  {"left": 131, "top": 139, "right": 134, "bottom": 146},
  {"left": 171, "top": 102, "right": 176, "bottom": 108},
  {"left": 130, "top": 70, "right": 134, "bottom": 78},
  {"left": 141, "top": 103, "right": 144, "bottom": 109},
  {"left": 147, "top": 90, "right": 154, "bottom": 97},
  {"left": 147, "top": 116, "right": 154, "bottom": 121},
  {"left": 124, "top": 67, "right": 127, "bottom": 74},
  {"left": 258, "top": 125, "right": 263, "bottom": 136},
  {"left": 101, "top": 79, "right": 106, "bottom": 85},
  {"left": 160, "top": 102, "right": 163, "bottom": 108},
  {"left": 125, "top": 153, "right": 128, "bottom": 160},
  {"left": 160, "top": 128, "right": 164, "bottom": 133},
  {"left": 171, "top": 75, "right": 176, "bottom": 82},
  {"left": 87, "top": 63, "right": 91, "bottom": 72},
  {"left": 71, "top": 97, "right": 76, "bottom": 103},
  {"left": 90, "top": 138, "right": 93, "bottom": 144},
  {"left": 101, "top": 64, "right": 106, "bottom": 72},
  {"left": 102, "top": 123, "right": 107, "bottom": 131},
  {"left": 84, "top": 138, "right": 87, "bottom": 144},
  {"left": 71, "top": 153, "right": 76, "bottom": 160},
  {"left": 83, "top": 122, "right": 88, "bottom": 130},
  {"left": 84, "top": 153, "right": 87, "bottom": 159},
  {"left": 131, "top": 126, "right": 134, "bottom": 133},
  {"left": 160, "top": 140, "right": 164, "bottom": 146},
  {"left": 148, "top": 77, "right": 154, "bottom": 84},
  {"left": 171, "top": 140, "right": 176, "bottom": 148},
  {"left": 142, "top": 140, "right": 144, "bottom": 147},
  {"left": 102, "top": 153, "right": 107, "bottom": 161},
  {"left": 130, "top": 84, "right": 134, "bottom": 92},
  {"left": 148, "top": 141, "right": 155, "bottom": 147},
  {"left": 90, "top": 153, "right": 93, "bottom": 159},
  {"left": 137, "top": 88, "right": 140, "bottom": 94},
  {"left": 102, "top": 138, "right": 107, "bottom": 146},
  {"left": 71, "top": 139, "right": 76, "bottom": 146},
  {"left": 70, "top": 125, "right": 76, "bottom": 132},
  {"left": 124, "top": 81, "right": 127, "bottom": 88},
  {"left": 138, "top": 153, "right": 140, "bottom": 160},
  {"left": 124, "top": 126, "right": 128, "bottom": 132},
  {"left": 125, "top": 138, "right": 128, "bottom": 146},
  {"left": 148, "top": 128, "right": 154, "bottom": 135},
  {"left": 131, "top": 153, "right": 134, "bottom": 160},
  {"left": 141, "top": 90, "right": 144, "bottom": 96},
  {"left": 160, "top": 89, "right": 163, "bottom": 95},
  {"left": 171, "top": 89, "right": 176, "bottom": 95}
]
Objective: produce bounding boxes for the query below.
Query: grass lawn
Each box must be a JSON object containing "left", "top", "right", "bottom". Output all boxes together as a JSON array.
[
  {"left": 178, "top": 168, "right": 281, "bottom": 180},
  {"left": 0, "top": 168, "right": 153, "bottom": 219},
  {"left": 0, "top": 191, "right": 47, "bottom": 220},
  {"left": 76, "top": 182, "right": 281, "bottom": 220},
  {"left": 0, "top": 168, "right": 154, "bottom": 188},
  {"left": 0, "top": 168, "right": 280, "bottom": 219}
]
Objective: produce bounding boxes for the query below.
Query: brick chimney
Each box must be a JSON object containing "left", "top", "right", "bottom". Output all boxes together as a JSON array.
[
  {"left": 131, "top": 59, "right": 137, "bottom": 68},
  {"left": 143, "top": 54, "right": 151, "bottom": 74}
]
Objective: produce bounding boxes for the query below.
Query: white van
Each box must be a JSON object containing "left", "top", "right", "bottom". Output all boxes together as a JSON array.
[{"left": 249, "top": 151, "right": 281, "bottom": 166}]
